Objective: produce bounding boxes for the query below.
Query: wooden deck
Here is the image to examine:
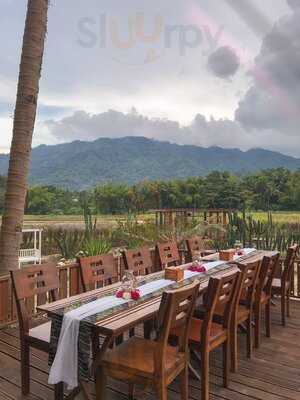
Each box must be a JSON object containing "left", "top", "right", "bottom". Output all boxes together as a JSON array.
[{"left": 0, "top": 300, "right": 300, "bottom": 400}]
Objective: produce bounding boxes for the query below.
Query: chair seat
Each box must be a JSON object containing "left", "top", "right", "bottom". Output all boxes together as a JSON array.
[
  {"left": 172, "top": 317, "right": 225, "bottom": 347},
  {"left": 101, "top": 337, "right": 185, "bottom": 379},
  {"left": 189, "top": 318, "right": 225, "bottom": 343},
  {"left": 29, "top": 321, "right": 51, "bottom": 343}
]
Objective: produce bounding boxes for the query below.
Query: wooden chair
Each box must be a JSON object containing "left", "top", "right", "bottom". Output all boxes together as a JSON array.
[
  {"left": 79, "top": 254, "right": 119, "bottom": 292},
  {"left": 99, "top": 280, "right": 200, "bottom": 400},
  {"left": 254, "top": 252, "right": 280, "bottom": 348},
  {"left": 175, "top": 271, "right": 241, "bottom": 400},
  {"left": 185, "top": 236, "right": 216, "bottom": 262},
  {"left": 272, "top": 245, "right": 299, "bottom": 326},
  {"left": 156, "top": 241, "right": 181, "bottom": 269},
  {"left": 231, "top": 260, "right": 261, "bottom": 372},
  {"left": 10, "top": 263, "right": 64, "bottom": 399},
  {"left": 122, "top": 246, "right": 154, "bottom": 276},
  {"left": 122, "top": 247, "right": 155, "bottom": 338}
]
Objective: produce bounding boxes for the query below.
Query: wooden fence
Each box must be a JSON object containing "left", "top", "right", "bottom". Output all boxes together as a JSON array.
[{"left": 0, "top": 255, "right": 300, "bottom": 328}]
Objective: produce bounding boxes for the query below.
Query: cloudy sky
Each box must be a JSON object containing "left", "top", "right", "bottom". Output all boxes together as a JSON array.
[{"left": 1, "top": 0, "right": 300, "bottom": 156}]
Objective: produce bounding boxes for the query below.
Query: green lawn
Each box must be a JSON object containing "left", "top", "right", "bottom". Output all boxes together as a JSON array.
[{"left": 250, "top": 211, "right": 300, "bottom": 223}]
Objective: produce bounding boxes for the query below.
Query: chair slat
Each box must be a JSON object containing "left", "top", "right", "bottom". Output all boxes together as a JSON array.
[
  {"left": 122, "top": 247, "right": 154, "bottom": 276},
  {"left": 156, "top": 241, "right": 180, "bottom": 269},
  {"left": 79, "top": 254, "right": 119, "bottom": 292}
]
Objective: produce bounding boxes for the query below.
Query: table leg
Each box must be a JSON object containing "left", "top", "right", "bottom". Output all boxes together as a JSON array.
[
  {"left": 92, "top": 332, "right": 113, "bottom": 400},
  {"left": 94, "top": 366, "right": 107, "bottom": 400},
  {"left": 80, "top": 381, "right": 92, "bottom": 400}
]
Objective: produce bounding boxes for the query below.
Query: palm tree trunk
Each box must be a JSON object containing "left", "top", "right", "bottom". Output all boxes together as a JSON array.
[{"left": 0, "top": 0, "right": 49, "bottom": 275}]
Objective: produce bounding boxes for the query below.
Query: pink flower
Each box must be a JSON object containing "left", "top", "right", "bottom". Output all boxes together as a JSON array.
[
  {"left": 116, "top": 290, "right": 124, "bottom": 298},
  {"left": 189, "top": 265, "right": 206, "bottom": 273},
  {"left": 131, "top": 290, "right": 141, "bottom": 301}
]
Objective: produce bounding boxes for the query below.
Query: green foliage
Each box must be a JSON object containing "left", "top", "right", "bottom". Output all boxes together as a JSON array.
[
  {"left": 225, "top": 211, "right": 300, "bottom": 253},
  {"left": 26, "top": 186, "right": 56, "bottom": 214},
  {"left": 25, "top": 185, "right": 82, "bottom": 215},
  {"left": 44, "top": 227, "right": 85, "bottom": 259},
  {"left": 79, "top": 191, "right": 97, "bottom": 238},
  {"left": 112, "top": 214, "right": 155, "bottom": 249},
  {"left": 110, "top": 213, "right": 219, "bottom": 250},
  {"left": 1, "top": 168, "right": 298, "bottom": 216},
  {"left": 94, "top": 183, "right": 132, "bottom": 214},
  {"left": 81, "top": 237, "right": 112, "bottom": 257},
  {"left": 92, "top": 169, "right": 300, "bottom": 214}
]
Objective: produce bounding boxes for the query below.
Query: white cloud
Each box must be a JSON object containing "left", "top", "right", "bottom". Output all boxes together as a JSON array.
[
  {"left": 236, "top": 8, "right": 300, "bottom": 139},
  {"left": 1, "top": 0, "right": 297, "bottom": 157},
  {"left": 42, "top": 108, "right": 300, "bottom": 157}
]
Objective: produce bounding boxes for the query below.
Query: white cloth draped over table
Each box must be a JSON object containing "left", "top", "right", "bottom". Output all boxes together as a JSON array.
[
  {"left": 48, "top": 248, "right": 256, "bottom": 389},
  {"left": 233, "top": 248, "right": 256, "bottom": 260},
  {"left": 48, "top": 279, "right": 173, "bottom": 390}
]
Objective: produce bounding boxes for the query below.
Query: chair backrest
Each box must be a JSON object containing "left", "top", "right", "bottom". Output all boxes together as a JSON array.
[
  {"left": 202, "top": 271, "right": 241, "bottom": 339},
  {"left": 186, "top": 236, "right": 206, "bottom": 260},
  {"left": 236, "top": 260, "right": 261, "bottom": 309},
  {"left": 282, "top": 245, "right": 299, "bottom": 284},
  {"left": 156, "top": 241, "right": 180, "bottom": 268},
  {"left": 122, "top": 247, "right": 154, "bottom": 276},
  {"left": 79, "top": 254, "right": 119, "bottom": 292},
  {"left": 257, "top": 252, "right": 280, "bottom": 299},
  {"left": 155, "top": 280, "right": 200, "bottom": 369},
  {"left": 10, "top": 263, "right": 59, "bottom": 334}
]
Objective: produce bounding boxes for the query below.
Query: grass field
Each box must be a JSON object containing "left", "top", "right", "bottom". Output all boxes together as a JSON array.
[
  {"left": 251, "top": 211, "right": 300, "bottom": 223},
  {"left": 1, "top": 211, "right": 297, "bottom": 228}
]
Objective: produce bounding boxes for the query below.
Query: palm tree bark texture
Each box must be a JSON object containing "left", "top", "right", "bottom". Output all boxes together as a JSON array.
[{"left": 0, "top": 0, "right": 49, "bottom": 274}]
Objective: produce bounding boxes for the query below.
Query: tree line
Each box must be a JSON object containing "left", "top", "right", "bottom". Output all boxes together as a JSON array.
[{"left": 0, "top": 168, "right": 299, "bottom": 215}]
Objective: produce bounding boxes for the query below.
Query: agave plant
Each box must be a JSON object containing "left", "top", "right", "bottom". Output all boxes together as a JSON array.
[
  {"left": 81, "top": 237, "right": 112, "bottom": 257},
  {"left": 45, "top": 226, "right": 85, "bottom": 260}
]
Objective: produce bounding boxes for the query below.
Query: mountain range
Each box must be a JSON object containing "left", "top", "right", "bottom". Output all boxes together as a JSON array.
[{"left": 0, "top": 137, "right": 299, "bottom": 189}]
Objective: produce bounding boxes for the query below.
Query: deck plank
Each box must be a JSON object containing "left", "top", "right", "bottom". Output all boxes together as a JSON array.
[{"left": 0, "top": 300, "right": 300, "bottom": 399}]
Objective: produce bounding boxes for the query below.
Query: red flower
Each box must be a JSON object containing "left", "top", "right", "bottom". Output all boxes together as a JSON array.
[
  {"left": 189, "top": 265, "right": 206, "bottom": 273},
  {"left": 116, "top": 290, "right": 124, "bottom": 298},
  {"left": 131, "top": 290, "right": 141, "bottom": 301}
]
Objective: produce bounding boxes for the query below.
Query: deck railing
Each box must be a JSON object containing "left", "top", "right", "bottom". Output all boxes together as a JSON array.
[{"left": 0, "top": 254, "right": 299, "bottom": 328}]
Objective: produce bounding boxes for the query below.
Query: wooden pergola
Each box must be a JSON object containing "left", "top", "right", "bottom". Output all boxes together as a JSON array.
[{"left": 153, "top": 208, "right": 233, "bottom": 227}]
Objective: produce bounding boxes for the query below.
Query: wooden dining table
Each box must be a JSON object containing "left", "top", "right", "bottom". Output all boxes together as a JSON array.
[{"left": 37, "top": 249, "right": 276, "bottom": 400}]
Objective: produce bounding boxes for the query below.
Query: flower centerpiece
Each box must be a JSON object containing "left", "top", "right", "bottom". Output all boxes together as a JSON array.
[
  {"left": 116, "top": 270, "right": 141, "bottom": 301},
  {"left": 188, "top": 257, "right": 207, "bottom": 273},
  {"left": 234, "top": 240, "right": 244, "bottom": 256}
]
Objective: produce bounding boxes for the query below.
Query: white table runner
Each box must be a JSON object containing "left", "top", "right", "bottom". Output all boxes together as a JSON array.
[{"left": 48, "top": 278, "right": 174, "bottom": 389}]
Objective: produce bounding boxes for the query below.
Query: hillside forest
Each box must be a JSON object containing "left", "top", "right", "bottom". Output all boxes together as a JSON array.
[{"left": 0, "top": 168, "right": 299, "bottom": 215}]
